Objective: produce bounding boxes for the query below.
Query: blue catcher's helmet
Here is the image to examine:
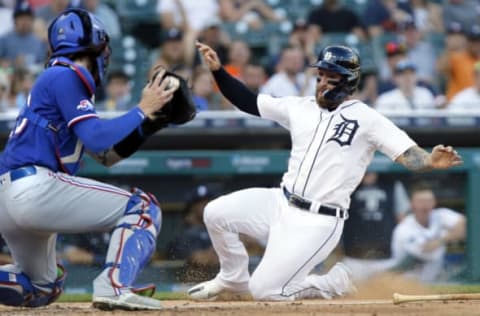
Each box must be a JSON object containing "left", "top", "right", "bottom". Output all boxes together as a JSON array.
[
  {"left": 48, "top": 8, "right": 110, "bottom": 86},
  {"left": 311, "top": 45, "right": 361, "bottom": 104}
]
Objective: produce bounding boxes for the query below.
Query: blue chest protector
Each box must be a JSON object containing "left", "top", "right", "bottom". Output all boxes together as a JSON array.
[{"left": 0, "top": 57, "right": 97, "bottom": 175}]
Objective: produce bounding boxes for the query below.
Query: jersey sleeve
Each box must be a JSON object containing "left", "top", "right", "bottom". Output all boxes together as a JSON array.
[
  {"left": 53, "top": 70, "right": 98, "bottom": 127},
  {"left": 391, "top": 223, "right": 408, "bottom": 260},
  {"left": 257, "top": 94, "right": 297, "bottom": 129},
  {"left": 391, "top": 220, "right": 435, "bottom": 261},
  {"left": 368, "top": 110, "right": 416, "bottom": 161},
  {"left": 437, "top": 208, "right": 463, "bottom": 229}
]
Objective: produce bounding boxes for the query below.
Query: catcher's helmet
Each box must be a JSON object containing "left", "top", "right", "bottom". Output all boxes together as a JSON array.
[
  {"left": 48, "top": 8, "right": 110, "bottom": 86},
  {"left": 311, "top": 45, "right": 361, "bottom": 103}
]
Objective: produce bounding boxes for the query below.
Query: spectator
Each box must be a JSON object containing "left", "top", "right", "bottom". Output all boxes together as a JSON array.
[
  {"left": 191, "top": 66, "right": 216, "bottom": 111},
  {"left": 341, "top": 172, "right": 409, "bottom": 281},
  {"left": 447, "top": 61, "right": 480, "bottom": 111},
  {"left": 260, "top": 45, "right": 316, "bottom": 97},
  {"left": 266, "top": 19, "right": 317, "bottom": 75},
  {"left": 7, "top": 67, "right": 34, "bottom": 112},
  {"left": 409, "top": 0, "right": 443, "bottom": 35},
  {"left": 352, "top": 67, "right": 378, "bottom": 105},
  {"left": 436, "top": 21, "right": 468, "bottom": 93},
  {"left": 379, "top": 40, "right": 440, "bottom": 98},
  {"left": 151, "top": 28, "right": 195, "bottom": 74},
  {"left": 224, "top": 40, "right": 251, "bottom": 80},
  {"left": 306, "top": 0, "right": 366, "bottom": 45},
  {"left": 96, "top": 70, "right": 132, "bottom": 111},
  {"left": 156, "top": 0, "right": 219, "bottom": 33},
  {"left": 33, "top": 0, "right": 71, "bottom": 42},
  {"left": 0, "top": 1, "right": 46, "bottom": 73},
  {"left": 194, "top": 17, "right": 230, "bottom": 67},
  {"left": 363, "top": 0, "right": 412, "bottom": 37},
  {"left": 391, "top": 182, "right": 466, "bottom": 282},
  {"left": 0, "top": 70, "right": 10, "bottom": 112},
  {"left": 288, "top": 19, "right": 316, "bottom": 65},
  {"left": 81, "top": 0, "right": 121, "bottom": 40},
  {"left": 29, "top": 0, "right": 51, "bottom": 9},
  {"left": 398, "top": 17, "right": 437, "bottom": 86},
  {"left": 375, "top": 59, "right": 436, "bottom": 111},
  {"left": 0, "top": 1, "right": 14, "bottom": 37},
  {"left": 442, "top": 0, "right": 480, "bottom": 35},
  {"left": 442, "top": 24, "right": 480, "bottom": 101},
  {"left": 167, "top": 185, "right": 218, "bottom": 281},
  {"left": 218, "top": 0, "right": 282, "bottom": 30},
  {"left": 34, "top": 0, "right": 71, "bottom": 25},
  {"left": 242, "top": 62, "right": 267, "bottom": 94},
  {"left": 378, "top": 40, "right": 408, "bottom": 90},
  {"left": 57, "top": 233, "right": 109, "bottom": 266}
]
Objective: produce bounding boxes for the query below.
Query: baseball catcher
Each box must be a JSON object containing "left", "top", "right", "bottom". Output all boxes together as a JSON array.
[{"left": 0, "top": 8, "right": 194, "bottom": 311}]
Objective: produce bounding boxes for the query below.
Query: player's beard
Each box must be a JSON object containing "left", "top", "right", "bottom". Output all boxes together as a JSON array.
[{"left": 316, "top": 88, "right": 340, "bottom": 111}]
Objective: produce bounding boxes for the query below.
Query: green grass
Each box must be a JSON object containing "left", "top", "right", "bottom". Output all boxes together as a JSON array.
[
  {"left": 58, "top": 291, "right": 187, "bottom": 303},
  {"left": 431, "top": 284, "right": 480, "bottom": 294},
  {"left": 58, "top": 285, "right": 480, "bottom": 303}
]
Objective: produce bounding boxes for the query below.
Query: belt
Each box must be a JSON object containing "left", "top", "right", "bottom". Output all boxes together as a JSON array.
[
  {"left": 9, "top": 166, "right": 37, "bottom": 182},
  {"left": 283, "top": 187, "right": 347, "bottom": 219}
]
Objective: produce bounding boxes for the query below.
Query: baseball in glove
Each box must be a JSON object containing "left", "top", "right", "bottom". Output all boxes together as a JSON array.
[
  {"left": 148, "top": 66, "right": 196, "bottom": 126},
  {"left": 113, "top": 67, "right": 196, "bottom": 158}
]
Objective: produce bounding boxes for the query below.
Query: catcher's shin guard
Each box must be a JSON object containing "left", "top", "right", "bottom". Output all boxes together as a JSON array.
[
  {"left": 0, "top": 264, "right": 66, "bottom": 307},
  {"left": 104, "top": 188, "right": 162, "bottom": 295}
]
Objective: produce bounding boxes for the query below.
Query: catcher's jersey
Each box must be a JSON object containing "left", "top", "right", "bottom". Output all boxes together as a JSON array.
[
  {"left": 0, "top": 57, "right": 97, "bottom": 175},
  {"left": 257, "top": 94, "right": 416, "bottom": 210}
]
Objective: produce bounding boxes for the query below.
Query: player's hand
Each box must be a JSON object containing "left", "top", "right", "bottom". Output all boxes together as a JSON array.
[
  {"left": 428, "top": 145, "right": 463, "bottom": 169},
  {"left": 138, "top": 68, "right": 176, "bottom": 117},
  {"left": 196, "top": 41, "right": 221, "bottom": 71}
]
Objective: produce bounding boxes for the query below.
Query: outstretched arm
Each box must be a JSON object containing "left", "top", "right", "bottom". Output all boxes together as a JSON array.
[
  {"left": 395, "top": 145, "right": 463, "bottom": 172},
  {"left": 196, "top": 41, "right": 260, "bottom": 116}
]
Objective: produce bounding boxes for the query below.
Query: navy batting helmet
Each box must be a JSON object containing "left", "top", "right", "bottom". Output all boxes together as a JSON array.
[
  {"left": 311, "top": 45, "right": 361, "bottom": 103},
  {"left": 48, "top": 8, "right": 110, "bottom": 86}
]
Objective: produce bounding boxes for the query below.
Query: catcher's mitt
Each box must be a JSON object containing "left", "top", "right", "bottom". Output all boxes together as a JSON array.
[{"left": 149, "top": 66, "right": 196, "bottom": 125}]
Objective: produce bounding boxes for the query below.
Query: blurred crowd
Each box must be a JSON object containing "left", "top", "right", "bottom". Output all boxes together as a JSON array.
[{"left": 0, "top": 0, "right": 480, "bottom": 114}]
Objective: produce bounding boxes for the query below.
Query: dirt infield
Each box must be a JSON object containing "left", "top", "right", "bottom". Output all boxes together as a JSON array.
[
  {"left": 2, "top": 299, "right": 480, "bottom": 316},
  {"left": 1, "top": 274, "right": 479, "bottom": 315}
]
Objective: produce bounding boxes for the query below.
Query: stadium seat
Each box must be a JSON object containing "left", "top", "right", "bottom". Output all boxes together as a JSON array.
[
  {"left": 115, "top": 0, "right": 161, "bottom": 47},
  {"left": 343, "top": 0, "right": 368, "bottom": 16},
  {"left": 115, "top": 0, "right": 158, "bottom": 20},
  {"left": 427, "top": 32, "right": 446, "bottom": 56},
  {"left": 108, "top": 36, "right": 151, "bottom": 101}
]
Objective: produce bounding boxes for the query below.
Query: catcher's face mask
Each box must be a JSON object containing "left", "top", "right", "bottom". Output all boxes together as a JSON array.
[{"left": 48, "top": 8, "right": 110, "bottom": 87}]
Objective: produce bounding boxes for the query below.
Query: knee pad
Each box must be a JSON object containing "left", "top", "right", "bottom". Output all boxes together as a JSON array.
[
  {"left": 0, "top": 264, "right": 66, "bottom": 307},
  {"left": 106, "top": 188, "right": 162, "bottom": 293}
]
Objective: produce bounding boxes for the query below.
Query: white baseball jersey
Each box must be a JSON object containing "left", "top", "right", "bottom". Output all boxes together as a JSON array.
[
  {"left": 203, "top": 95, "right": 417, "bottom": 300},
  {"left": 375, "top": 87, "right": 436, "bottom": 111},
  {"left": 257, "top": 94, "right": 416, "bottom": 210},
  {"left": 391, "top": 208, "right": 463, "bottom": 282},
  {"left": 260, "top": 73, "right": 317, "bottom": 97},
  {"left": 447, "top": 87, "right": 480, "bottom": 111}
]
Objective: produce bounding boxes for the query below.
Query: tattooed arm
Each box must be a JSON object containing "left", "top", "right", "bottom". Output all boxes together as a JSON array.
[{"left": 395, "top": 145, "right": 463, "bottom": 172}]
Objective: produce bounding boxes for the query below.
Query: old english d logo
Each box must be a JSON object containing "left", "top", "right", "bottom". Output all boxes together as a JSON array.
[{"left": 327, "top": 114, "right": 359, "bottom": 146}]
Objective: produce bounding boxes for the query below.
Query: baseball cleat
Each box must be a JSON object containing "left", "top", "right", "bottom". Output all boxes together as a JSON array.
[
  {"left": 92, "top": 292, "right": 162, "bottom": 310},
  {"left": 328, "top": 262, "right": 357, "bottom": 296},
  {"left": 187, "top": 279, "right": 227, "bottom": 300}
]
